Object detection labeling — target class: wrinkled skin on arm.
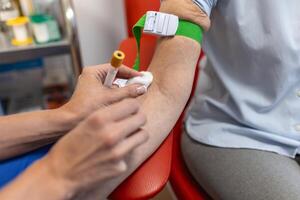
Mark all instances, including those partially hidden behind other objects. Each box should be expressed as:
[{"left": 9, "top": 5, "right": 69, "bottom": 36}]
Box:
[{"left": 160, "top": 0, "right": 211, "bottom": 30}]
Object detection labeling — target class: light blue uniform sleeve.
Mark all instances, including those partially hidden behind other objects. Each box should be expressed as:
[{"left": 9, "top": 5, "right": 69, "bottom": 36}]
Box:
[{"left": 193, "top": 0, "right": 218, "bottom": 16}]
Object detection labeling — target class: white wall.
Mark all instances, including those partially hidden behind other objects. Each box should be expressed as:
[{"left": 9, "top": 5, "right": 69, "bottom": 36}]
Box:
[{"left": 73, "top": 0, "right": 127, "bottom": 66}]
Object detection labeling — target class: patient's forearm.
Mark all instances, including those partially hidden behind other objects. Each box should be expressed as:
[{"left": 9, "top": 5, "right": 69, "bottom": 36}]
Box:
[
  {"left": 136, "top": 35, "right": 201, "bottom": 158},
  {"left": 0, "top": 109, "right": 77, "bottom": 161},
  {"left": 84, "top": 36, "right": 201, "bottom": 198}
]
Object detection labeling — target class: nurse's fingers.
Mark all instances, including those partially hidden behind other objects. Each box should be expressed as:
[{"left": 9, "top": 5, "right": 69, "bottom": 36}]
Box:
[{"left": 117, "top": 65, "right": 142, "bottom": 79}]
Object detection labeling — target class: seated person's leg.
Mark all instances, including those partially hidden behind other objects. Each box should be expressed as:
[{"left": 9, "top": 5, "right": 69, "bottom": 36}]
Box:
[
  {"left": 0, "top": 145, "right": 52, "bottom": 188},
  {"left": 181, "top": 131, "right": 300, "bottom": 200}
]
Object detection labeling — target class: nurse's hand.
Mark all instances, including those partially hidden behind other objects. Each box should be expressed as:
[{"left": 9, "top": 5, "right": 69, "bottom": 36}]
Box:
[
  {"left": 43, "top": 99, "right": 148, "bottom": 195},
  {"left": 61, "top": 64, "right": 146, "bottom": 121}
]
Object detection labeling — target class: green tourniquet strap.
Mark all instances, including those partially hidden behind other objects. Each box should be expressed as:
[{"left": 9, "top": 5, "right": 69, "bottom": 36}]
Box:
[
  {"left": 132, "top": 14, "right": 204, "bottom": 71},
  {"left": 176, "top": 20, "right": 204, "bottom": 44},
  {"left": 132, "top": 15, "right": 147, "bottom": 71}
]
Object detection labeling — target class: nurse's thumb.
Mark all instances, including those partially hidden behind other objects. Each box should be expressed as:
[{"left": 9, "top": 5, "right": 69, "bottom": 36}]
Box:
[{"left": 110, "top": 84, "right": 147, "bottom": 102}]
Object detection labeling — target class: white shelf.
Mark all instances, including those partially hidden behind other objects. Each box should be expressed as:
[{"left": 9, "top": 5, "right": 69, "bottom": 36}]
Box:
[{"left": 0, "top": 38, "right": 71, "bottom": 64}]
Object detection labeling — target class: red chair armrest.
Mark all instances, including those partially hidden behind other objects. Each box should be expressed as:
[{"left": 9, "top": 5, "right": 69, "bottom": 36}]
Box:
[
  {"left": 109, "top": 134, "right": 173, "bottom": 200},
  {"left": 109, "top": 37, "right": 173, "bottom": 200}
]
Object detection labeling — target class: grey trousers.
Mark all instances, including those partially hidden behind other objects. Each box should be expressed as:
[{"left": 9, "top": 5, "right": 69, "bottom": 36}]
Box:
[{"left": 181, "top": 132, "right": 300, "bottom": 200}]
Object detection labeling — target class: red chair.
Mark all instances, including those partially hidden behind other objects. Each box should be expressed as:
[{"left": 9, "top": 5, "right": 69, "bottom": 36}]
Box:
[
  {"left": 109, "top": 1, "right": 172, "bottom": 199},
  {"left": 110, "top": 1, "right": 210, "bottom": 199},
  {"left": 169, "top": 54, "right": 211, "bottom": 200},
  {"left": 109, "top": 34, "right": 174, "bottom": 199},
  {"left": 123, "top": 0, "right": 160, "bottom": 37}
]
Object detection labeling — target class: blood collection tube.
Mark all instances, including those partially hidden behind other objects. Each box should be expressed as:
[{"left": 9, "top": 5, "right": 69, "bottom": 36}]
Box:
[{"left": 104, "top": 50, "right": 125, "bottom": 87}]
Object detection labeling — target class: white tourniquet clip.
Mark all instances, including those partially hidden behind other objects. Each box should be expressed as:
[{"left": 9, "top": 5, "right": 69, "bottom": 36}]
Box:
[
  {"left": 113, "top": 71, "right": 153, "bottom": 90},
  {"left": 143, "top": 11, "right": 179, "bottom": 36}
]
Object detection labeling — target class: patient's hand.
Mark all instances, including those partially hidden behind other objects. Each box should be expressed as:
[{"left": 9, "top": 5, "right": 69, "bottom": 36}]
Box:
[
  {"left": 61, "top": 64, "right": 147, "bottom": 121},
  {"left": 160, "top": 0, "right": 211, "bottom": 30}
]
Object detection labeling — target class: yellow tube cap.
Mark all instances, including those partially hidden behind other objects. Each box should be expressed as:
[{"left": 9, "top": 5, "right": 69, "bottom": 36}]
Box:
[{"left": 111, "top": 50, "right": 125, "bottom": 68}]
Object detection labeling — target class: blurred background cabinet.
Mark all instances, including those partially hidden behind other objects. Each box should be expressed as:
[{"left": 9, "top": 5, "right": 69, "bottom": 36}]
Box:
[
  {"left": 0, "top": 0, "right": 127, "bottom": 115},
  {"left": 0, "top": 0, "right": 82, "bottom": 114}
]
